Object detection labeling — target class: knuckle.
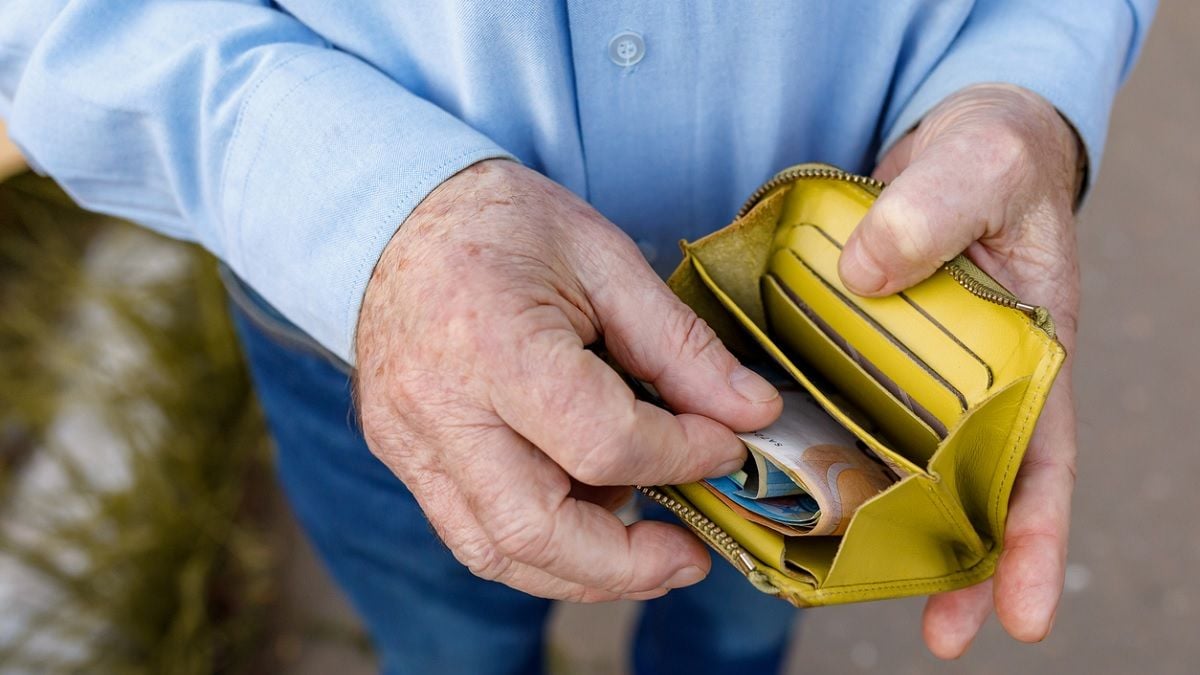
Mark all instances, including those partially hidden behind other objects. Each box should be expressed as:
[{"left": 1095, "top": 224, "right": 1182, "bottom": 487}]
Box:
[
  {"left": 1024, "top": 453, "right": 1078, "bottom": 488},
  {"left": 979, "top": 124, "right": 1035, "bottom": 184},
  {"left": 670, "top": 311, "right": 722, "bottom": 365},
  {"left": 489, "top": 509, "right": 558, "bottom": 565},
  {"left": 434, "top": 513, "right": 516, "bottom": 582},
  {"left": 1001, "top": 530, "right": 1062, "bottom": 564},
  {"left": 567, "top": 451, "right": 612, "bottom": 486},
  {"left": 872, "top": 195, "right": 933, "bottom": 264},
  {"left": 458, "top": 539, "right": 513, "bottom": 581},
  {"left": 564, "top": 419, "right": 634, "bottom": 485}
]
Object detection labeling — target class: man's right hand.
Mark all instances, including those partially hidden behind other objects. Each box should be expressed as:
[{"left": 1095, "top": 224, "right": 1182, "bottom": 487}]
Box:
[{"left": 355, "top": 159, "right": 783, "bottom": 601}]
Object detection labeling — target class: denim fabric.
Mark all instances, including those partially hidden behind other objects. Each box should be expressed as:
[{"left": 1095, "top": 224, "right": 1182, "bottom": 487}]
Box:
[{"left": 227, "top": 286, "right": 799, "bottom": 674}]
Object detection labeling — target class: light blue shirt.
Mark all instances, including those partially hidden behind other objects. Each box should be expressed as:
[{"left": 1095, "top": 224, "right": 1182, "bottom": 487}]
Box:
[{"left": 0, "top": 1, "right": 1154, "bottom": 364}]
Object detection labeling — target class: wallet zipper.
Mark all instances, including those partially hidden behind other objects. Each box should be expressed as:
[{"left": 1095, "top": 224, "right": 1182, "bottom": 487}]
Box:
[
  {"left": 737, "top": 165, "right": 884, "bottom": 220},
  {"left": 943, "top": 257, "right": 1056, "bottom": 338},
  {"left": 738, "top": 164, "right": 1056, "bottom": 339},
  {"left": 637, "top": 486, "right": 780, "bottom": 594}
]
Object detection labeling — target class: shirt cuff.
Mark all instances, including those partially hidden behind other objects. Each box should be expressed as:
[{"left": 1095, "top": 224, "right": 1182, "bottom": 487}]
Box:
[
  {"left": 220, "top": 49, "right": 513, "bottom": 365},
  {"left": 878, "top": 1, "right": 1139, "bottom": 196}
]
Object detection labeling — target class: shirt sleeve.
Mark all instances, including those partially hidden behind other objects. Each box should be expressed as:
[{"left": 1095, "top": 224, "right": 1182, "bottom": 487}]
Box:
[
  {"left": 0, "top": 0, "right": 513, "bottom": 364},
  {"left": 879, "top": 0, "right": 1158, "bottom": 193}
]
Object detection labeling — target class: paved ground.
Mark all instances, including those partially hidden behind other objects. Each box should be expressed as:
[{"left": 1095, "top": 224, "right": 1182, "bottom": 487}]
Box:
[{"left": 274, "top": 4, "right": 1200, "bottom": 673}]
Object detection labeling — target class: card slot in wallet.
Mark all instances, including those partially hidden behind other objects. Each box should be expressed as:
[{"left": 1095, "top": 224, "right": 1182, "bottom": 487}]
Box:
[
  {"left": 768, "top": 247, "right": 967, "bottom": 433},
  {"left": 687, "top": 254, "right": 925, "bottom": 477},
  {"left": 781, "top": 223, "right": 994, "bottom": 405},
  {"left": 762, "top": 273, "right": 942, "bottom": 463}
]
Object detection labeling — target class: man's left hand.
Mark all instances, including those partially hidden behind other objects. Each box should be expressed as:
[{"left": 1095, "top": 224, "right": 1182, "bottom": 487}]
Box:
[{"left": 838, "top": 83, "right": 1083, "bottom": 658}]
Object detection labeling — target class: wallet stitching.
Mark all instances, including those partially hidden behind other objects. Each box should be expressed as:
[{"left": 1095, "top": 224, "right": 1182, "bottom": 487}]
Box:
[
  {"left": 813, "top": 337, "right": 1059, "bottom": 596},
  {"left": 675, "top": 181, "right": 1065, "bottom": 602},
  {"left": 802, "top": 557, "right": 996, "bottom": 597},
  {"left": 811, "top": 337, "right": 1060, "bottom": 597},
  {"left": 990, "top": 330, "right": 1058, "bottom": 532}
]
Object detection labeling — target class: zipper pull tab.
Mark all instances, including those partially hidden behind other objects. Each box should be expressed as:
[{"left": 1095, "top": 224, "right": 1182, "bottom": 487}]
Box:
[{"left": 1031, "top": 305, "right": 1056, "bottom": 338}]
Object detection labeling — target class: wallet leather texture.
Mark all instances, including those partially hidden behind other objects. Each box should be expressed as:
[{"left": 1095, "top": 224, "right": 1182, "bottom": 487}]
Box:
[{"left": 644, "top": 163, "right": 1065, "bottom": 607}]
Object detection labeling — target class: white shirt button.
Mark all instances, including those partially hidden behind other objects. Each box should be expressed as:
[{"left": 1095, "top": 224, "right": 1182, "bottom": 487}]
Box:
[
  {"left": 609, "top": 31, "right": 645, "bottom": 67},
  {"left": 636, "top": 239, "right": 659, "bottom": 263}
]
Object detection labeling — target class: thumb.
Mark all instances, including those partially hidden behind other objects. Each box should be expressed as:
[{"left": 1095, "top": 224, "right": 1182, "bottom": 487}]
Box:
[
  {"left": 838, "top": 139, "right": 993, "bottom": 297},
  {"left": 592, "top": 261, "right": 783, "bottom": 433}
]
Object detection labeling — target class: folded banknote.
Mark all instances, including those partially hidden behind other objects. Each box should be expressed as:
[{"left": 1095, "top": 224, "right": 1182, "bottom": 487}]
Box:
[{"left": 703, "top": 389, "right": 894, "bottom": 536}]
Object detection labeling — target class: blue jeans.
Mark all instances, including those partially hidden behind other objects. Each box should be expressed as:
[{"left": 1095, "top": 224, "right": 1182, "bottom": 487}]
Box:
[{"left": 224, "top": 272, "right": 798, "bottom": 674}]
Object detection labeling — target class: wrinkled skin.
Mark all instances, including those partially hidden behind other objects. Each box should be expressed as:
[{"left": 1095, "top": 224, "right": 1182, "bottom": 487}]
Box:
[
  {"left": 839, "top": 83, "right": 1082, "bottom": 658},
  {"left": 356, "top": 82, "right": 1081, "bottom": 656},
  {"left": 356, "top": 158, "right": 784, "bottom": 603}
]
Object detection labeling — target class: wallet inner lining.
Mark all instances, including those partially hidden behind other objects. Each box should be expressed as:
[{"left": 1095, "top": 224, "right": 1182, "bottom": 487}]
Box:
[
  {"left": 804, "top": 223, "right": 994, "bottom": 389},
  {"left": 667, "top": 177, "right": 1063, "bottom": 598},
  {"left": 770, "top": 275, "right": 947, "bottom": 434},
  {"left": 762, "top": 273, "right": 942, "bottom": 464},
  {"left": 783, "top": 224, "right": 993, "bottom": 411},
  {"left": 688, "top": 255, "right": 926, "bottom": 477}
]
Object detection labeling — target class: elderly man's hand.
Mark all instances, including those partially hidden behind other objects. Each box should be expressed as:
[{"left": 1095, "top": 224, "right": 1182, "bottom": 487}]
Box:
[
  {"left": 839, "top": 84, "right": 1083, "bottom": 657},
  {"left": 356, "top": 159, "right": 783, "bottom": 601}
]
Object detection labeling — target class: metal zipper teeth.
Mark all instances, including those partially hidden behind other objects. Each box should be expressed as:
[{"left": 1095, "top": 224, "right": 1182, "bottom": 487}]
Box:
[
  {"left": 737, "top": 166, "right": 885, "bottom": 219},
  {"left": 738, "top": 164, "right": 1057, "bottom": 339},
  {"left": 943, "top": 263, "right": 1032, "bottom": 312},
  {"left": 638, "top": 487, "right": 782, "bottom": 595},
  {"left": 943, "top": 263, "right": 1056, "bottom": 338},
  {"left": 637, "top": 486, "right": 759, "bottom": 574}
]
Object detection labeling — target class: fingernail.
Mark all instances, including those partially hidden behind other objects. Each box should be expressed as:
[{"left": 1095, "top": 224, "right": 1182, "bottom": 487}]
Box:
[
  {"left": 839, "top": 240, "right": 887, "bottom": 295},
  {"left": 730, "top": 365, "right": 779, "bottom": 403},
  {"left": 664, "top": 565, "right": 705, "bottom": 589}
]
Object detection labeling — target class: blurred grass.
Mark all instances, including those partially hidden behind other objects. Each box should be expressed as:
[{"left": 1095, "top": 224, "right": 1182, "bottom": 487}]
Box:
[{"left": 0, "top": 173, "right": 281, "bottom": 673}]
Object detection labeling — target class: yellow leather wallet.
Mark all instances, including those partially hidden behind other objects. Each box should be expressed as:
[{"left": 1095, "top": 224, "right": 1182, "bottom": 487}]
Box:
[{"left": 642, "top": 163, "right": 1065, "bottom": 607}]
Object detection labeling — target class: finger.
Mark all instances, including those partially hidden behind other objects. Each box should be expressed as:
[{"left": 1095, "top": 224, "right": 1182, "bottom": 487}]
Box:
[
  {"left": 405, "top": 465, "right": 649, "bottom": 602},
  {"left": 490, "top": 309, "right": 748, "bottom": 486},
  {"left": 922, "top": 580, "right": 994, "bottom": 659},
  {"left": 576, "top": 234, "right": 783, "bottom": 431},
  {"left": 993, "top": 373, "right": 1076, "bottom": 642},
  {"left": 453, "top": 423, "right": 713, "bottom": 595},
  {"left": 839, "top": 136, "right": 1002, "bottom": 297}
]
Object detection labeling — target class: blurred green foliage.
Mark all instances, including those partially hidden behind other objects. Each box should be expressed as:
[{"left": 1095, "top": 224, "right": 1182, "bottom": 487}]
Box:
[{"left": 0, "top": 174, "right": 280, "bottom": 673}]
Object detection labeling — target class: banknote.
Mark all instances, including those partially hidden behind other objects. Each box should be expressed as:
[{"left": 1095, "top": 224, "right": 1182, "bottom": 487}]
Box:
[
  {"left": 611, "top": 357, "right": 892, "bottom": 535},
  {"left": 706, "top": 389, "right": 894, "bottom": 536},
  {"left": 729, "top": 452, "right": 807, "bottom": 498},
  {"left": 700, "top": 476, "right": 820, "bottom": 536}
]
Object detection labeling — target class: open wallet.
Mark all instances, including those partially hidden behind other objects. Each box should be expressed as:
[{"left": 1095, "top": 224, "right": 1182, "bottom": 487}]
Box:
[{"left": 639, "top": 163, "right": 1066, "bottom": 607}]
